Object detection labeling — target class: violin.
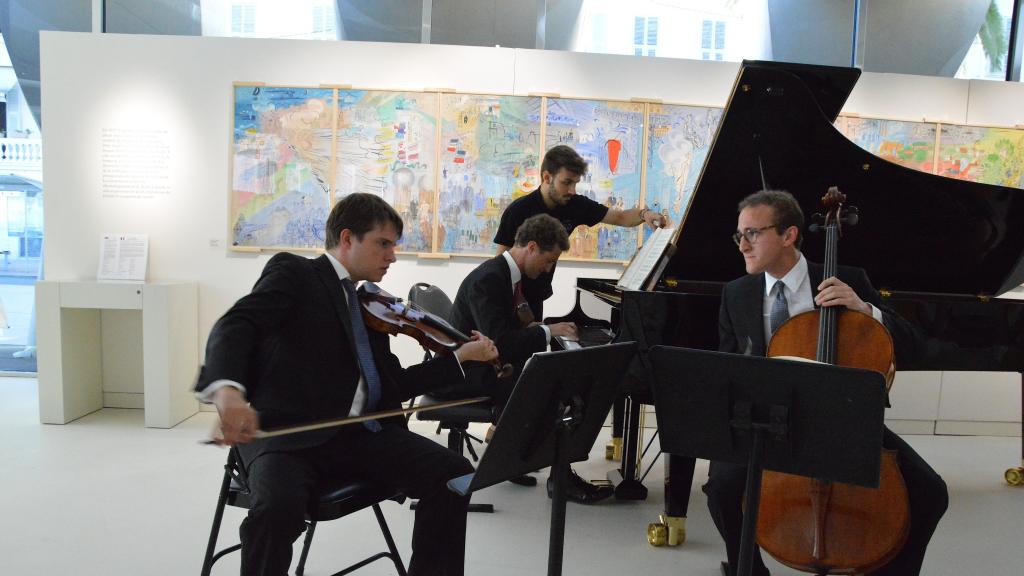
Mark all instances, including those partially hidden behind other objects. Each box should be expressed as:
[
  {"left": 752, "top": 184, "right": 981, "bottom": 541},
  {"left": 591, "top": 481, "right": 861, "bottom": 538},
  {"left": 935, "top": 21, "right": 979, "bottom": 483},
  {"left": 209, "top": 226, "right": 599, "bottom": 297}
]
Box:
[
  {"left": 757, "top": 187, "right": 910, "bottom": 575},
  {"left": 358, "top": 282, "right": 514, "bottom": 379}
]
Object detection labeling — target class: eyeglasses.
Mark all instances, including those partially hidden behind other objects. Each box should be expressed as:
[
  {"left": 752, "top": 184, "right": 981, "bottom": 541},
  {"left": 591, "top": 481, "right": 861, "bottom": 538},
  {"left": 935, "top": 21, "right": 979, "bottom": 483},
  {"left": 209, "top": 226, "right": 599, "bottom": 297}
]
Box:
[{"left": 732, "top": 225, "right": 778, "bottom": 246}]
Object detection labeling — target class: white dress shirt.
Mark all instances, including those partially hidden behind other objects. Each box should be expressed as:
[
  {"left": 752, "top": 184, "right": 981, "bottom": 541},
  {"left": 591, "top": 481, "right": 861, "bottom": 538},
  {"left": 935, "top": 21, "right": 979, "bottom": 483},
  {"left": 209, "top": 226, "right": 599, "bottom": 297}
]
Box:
[
  {"left": 762, "top": 253, "right": 883, "bottom": 346},
  {"left": 502, "top": 251, "right": 551, "bottom": 344}
]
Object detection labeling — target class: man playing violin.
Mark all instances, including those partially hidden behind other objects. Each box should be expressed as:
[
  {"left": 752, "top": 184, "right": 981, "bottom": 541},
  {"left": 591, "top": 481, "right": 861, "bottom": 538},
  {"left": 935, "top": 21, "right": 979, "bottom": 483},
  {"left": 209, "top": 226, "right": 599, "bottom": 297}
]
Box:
[
  {"left": 709, "top": 189, "right": 948, "bottom": 576},
  {"left": 195, "top": 192, "right": 498, "bottom": 576}
]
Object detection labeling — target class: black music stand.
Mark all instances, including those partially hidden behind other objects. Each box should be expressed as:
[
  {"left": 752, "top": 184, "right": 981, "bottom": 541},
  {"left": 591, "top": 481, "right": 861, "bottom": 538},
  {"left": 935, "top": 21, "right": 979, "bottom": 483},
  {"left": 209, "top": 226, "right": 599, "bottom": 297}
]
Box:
[
  {"left": 648, "top": 346, "right": 887, "bottom": 576},
  {"left": 448, "top": 342, "right": 636, "bottom": 576}
]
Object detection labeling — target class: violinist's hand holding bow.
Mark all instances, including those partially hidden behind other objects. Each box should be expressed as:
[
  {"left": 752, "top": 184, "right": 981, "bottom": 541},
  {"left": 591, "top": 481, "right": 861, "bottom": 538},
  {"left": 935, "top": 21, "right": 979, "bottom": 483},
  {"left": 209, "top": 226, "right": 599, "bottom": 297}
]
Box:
[
  {"left": 815, "top": 277, "right": 872, "bottom": 315},
  {"left": 454, "top": 330, "right": 499, "bottom": 364},
  {"left": 211, "top": 386, "right": 260, "bottom": 446}
]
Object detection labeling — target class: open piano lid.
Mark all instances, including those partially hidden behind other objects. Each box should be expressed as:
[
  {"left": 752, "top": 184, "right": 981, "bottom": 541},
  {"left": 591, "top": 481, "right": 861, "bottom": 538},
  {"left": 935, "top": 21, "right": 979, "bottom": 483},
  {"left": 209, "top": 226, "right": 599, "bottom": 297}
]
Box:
[{"left": 663, "top": 60, "right": 1024, "bottom": 298}]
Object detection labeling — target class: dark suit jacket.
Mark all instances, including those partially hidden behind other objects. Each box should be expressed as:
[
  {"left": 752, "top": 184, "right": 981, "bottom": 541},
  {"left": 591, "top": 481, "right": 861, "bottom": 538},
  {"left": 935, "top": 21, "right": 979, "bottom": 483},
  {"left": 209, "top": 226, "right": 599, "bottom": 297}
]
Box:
[
  {"left": 195, "top": 252, "right": 464, "bottom": 461},
  {"left": 448, "top": 255, "right": 548, "bottom": 384},
  {"left": 719, "top": 261, "right": 912, "bottom": 363}
]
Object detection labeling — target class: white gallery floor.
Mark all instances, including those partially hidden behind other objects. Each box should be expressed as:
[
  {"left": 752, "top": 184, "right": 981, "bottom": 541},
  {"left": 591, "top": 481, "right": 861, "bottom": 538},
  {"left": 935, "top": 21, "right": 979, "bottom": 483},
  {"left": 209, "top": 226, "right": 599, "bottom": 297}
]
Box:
[{"left": 1, "top": 376, "right": 1022, "bottom": 576}]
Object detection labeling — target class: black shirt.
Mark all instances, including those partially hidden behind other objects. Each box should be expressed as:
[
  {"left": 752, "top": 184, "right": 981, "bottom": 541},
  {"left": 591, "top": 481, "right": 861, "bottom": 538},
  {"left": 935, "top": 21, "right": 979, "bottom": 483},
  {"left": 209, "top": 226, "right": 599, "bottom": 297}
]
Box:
[{"left": 493, "top": 188, "right": 609, "bottom": 317}]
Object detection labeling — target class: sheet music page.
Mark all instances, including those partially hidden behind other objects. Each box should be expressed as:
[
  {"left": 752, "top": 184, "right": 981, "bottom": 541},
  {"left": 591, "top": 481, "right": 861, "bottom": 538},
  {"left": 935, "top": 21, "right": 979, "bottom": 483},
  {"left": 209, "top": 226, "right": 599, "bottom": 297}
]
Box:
[
  {"left": 617, "top": 227, "right": 675, "bottom": 291},
  {"left": 97, "top": 233, "right": 148, "bottom": 282}
]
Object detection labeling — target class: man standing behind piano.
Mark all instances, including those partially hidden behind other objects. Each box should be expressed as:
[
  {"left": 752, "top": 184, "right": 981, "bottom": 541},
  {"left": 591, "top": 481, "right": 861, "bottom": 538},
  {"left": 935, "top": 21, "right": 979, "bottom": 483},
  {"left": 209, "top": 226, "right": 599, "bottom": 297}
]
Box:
[
  {"left": 448, "top": 214, "right": 612, "bottom": 503},
  {"left": 709, "top": 189, "right": 948, "bottom": 576},
  {"left": 493, "top": 145, "right": 670, "bottom": 319}
]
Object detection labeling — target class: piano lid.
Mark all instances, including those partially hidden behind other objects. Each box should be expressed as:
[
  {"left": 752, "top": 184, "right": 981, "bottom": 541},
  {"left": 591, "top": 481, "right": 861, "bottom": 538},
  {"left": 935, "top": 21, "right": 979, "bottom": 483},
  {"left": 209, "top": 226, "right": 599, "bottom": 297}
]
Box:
[{"left": 665, "top": 60, "right": 1024, "bottom": 297}]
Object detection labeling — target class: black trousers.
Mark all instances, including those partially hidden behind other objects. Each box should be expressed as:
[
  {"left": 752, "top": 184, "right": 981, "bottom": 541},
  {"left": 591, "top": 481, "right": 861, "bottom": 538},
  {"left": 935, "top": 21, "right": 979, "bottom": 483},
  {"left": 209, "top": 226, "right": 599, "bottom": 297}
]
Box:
[
  {"left": 703, "top": 427, "right": 948, "bottom": 576},
  {"left": 239, "top": 425, "right": 473, "bottom": 576}
]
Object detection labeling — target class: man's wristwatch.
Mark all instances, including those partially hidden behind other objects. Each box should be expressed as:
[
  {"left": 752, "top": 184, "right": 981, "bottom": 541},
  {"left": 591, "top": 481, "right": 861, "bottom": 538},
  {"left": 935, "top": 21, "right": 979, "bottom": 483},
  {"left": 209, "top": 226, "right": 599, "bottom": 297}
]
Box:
[{"left": 638, "top": 207, "right": 649, "bottom": 223}]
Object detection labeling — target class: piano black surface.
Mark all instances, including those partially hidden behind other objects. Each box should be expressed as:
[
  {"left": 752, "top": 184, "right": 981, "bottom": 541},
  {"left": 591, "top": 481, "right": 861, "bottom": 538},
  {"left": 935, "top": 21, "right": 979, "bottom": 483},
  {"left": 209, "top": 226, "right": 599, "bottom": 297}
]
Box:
[{"left": 548, "top": 60, "right": 1024, "bottom": 520}]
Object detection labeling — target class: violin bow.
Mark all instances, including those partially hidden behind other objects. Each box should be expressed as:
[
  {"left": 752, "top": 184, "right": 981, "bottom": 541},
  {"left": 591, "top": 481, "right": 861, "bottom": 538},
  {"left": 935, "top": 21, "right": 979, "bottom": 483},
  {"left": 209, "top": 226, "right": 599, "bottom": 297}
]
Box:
[{"left": 202, "top": 396, "right": 489, "bottom": 445}]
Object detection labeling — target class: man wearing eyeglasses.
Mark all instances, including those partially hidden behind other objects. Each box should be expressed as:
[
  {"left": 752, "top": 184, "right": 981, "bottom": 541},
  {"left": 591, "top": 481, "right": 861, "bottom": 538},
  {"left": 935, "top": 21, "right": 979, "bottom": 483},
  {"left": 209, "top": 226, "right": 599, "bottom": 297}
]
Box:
[{"left": 707, "top": 190, "right": 947, "bottom": 576}]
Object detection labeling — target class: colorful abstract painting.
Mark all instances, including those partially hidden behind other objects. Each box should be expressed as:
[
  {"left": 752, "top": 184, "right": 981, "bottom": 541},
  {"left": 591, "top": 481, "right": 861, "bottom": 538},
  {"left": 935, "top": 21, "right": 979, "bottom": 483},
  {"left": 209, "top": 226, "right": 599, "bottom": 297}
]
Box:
[
  {"left": 644, "top": 104, "right": 721, "bottom": 241},
  {"left": 835, "top": 116, "right": 938, "bottom": 174},
  {"left": 438, "top": 94, "right": 542, "bottom": 254},
  {"left": 336, "top": 90, "right": 438, "bottom": 252},
  {"left": 545, "top": 98, "right": 645, "bottom": 261},
  {"left": 231, "top": 85, "right": 334, "bottom": 249},
  {"left": 936, "top": 124, "right": 1024, "bottom": 189}
]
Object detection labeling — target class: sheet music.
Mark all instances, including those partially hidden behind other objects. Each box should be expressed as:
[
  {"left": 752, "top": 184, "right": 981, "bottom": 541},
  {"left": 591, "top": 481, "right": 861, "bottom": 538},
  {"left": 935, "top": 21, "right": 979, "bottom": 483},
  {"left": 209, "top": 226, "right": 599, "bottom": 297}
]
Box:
[{"left": 617, "top": 227, "right": 675, "bottom": 291}]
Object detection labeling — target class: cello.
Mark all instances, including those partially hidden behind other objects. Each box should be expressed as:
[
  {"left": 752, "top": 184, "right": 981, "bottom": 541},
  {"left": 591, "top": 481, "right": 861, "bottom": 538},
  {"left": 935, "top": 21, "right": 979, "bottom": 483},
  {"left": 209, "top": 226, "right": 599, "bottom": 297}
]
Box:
[{"left": 756, "top": 187, "right": 910, "bottom": 575}]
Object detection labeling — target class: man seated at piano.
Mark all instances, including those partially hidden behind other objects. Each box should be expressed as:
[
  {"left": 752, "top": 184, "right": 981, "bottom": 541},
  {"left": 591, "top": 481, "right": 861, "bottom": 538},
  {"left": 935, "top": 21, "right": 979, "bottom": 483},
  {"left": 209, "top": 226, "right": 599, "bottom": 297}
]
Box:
[
  {"left": 446, "top": 214, "right": 614, "bottom": 502},
  {"left": 493, "top": 144, "right": 670, "bottom": 319},
  {"left": 708, "top": 189, "right": 948, "bottom": 576}
]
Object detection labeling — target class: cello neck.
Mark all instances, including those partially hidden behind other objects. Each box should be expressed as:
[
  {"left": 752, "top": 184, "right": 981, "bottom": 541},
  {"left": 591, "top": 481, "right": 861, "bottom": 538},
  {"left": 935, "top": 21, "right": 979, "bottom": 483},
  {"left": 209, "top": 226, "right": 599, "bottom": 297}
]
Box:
[{"left": 816, "top": 216, "right": 841, "bottom": 364}]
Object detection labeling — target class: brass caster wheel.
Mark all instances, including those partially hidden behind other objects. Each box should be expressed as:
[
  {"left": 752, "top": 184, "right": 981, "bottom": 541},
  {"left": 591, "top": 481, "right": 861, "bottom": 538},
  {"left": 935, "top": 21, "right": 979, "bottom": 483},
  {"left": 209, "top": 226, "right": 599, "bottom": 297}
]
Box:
[
  {"left": 647, "top": 522, "right": 668, "bottom": 546},
  {"left": 647, "top": 515, "right": 686, "bottom": 547},
  {"left": 1006, "top": 466, "right": 1024, "bottom": 486},
  {"left": 661, "top": 514, "right": 686, "bottom": 546},
  {"left": 605, "top": 437, "right": 623, "bottom": 461}
]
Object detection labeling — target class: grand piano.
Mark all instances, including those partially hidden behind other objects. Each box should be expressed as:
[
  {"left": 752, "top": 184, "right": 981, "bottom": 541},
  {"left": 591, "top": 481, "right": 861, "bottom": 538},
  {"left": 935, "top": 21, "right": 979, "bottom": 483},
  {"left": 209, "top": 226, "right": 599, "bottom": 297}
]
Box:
[{"left": 548, "top": 60, "right": 1024, "bottom": 545}]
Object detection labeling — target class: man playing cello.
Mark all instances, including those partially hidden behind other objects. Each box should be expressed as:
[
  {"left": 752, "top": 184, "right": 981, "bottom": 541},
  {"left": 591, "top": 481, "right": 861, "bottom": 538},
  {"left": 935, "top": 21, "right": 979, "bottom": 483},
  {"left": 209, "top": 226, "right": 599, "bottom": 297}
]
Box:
[{"left": 709, "top": 189, "right": 948, "bottom": 576}]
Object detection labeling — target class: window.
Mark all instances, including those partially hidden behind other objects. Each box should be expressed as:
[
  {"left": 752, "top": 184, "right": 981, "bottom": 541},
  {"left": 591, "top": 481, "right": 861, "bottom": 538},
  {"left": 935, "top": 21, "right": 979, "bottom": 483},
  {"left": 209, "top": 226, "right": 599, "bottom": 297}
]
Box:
[
  {"left": 634, "top": 15, "right": 659, "bottom": 58},
  {"left": 573, "top": 0, "right": 771, "bottom": 63},
  {"left": 311, "top": 3, "right": 336, "bottom": 39},
  {"left": 702, "top": 19, "right": 726, "bottom": 61},
  {"left": 231, "top": 3, "right": 256, "bottom": 35},
  {"left": 955, "top": 0, "right": 1015, "bottom": 80},
  {"left": 202, "top": 1, "right": 340, "bottom": 41}
]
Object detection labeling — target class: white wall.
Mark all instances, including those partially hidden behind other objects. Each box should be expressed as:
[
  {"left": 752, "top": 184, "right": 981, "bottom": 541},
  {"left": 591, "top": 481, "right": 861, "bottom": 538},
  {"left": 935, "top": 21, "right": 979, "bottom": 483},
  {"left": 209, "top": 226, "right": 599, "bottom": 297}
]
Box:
[
  {"left": 39, "top": 32, "right": 738, "bottom": 367},
  {"left": 39, "top": 33, "right": 1024, "bottom": 429}
]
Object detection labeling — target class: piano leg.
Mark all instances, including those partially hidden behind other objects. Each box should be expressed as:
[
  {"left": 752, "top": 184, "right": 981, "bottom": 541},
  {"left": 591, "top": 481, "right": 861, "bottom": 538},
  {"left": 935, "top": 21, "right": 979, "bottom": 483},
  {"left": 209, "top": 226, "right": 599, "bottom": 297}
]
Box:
[
  {"left": 648, "top": 455, "right": 695, "bottom": 546},
  {"left": 607, "top": 395, "right": 649, "bottom": 500},
  {"left": 606, "top": 397, "right": 625, "bottom": 461},
  {"left": 1007, "top": 388, "right": 1024, "bottom": 486}
]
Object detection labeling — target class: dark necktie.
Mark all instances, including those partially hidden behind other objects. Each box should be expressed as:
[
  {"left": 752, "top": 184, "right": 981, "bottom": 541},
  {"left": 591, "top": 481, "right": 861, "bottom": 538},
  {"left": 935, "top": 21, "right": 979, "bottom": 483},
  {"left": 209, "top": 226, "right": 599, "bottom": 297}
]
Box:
[
  {"left": 769, "top": 280, "right": 790, "bottom": 336},
  {"left": 513, "top": 280, "right": 535, "bottom": 327},
  {"left": 341, "top": 278, "right": 382, "bottom": 432}
]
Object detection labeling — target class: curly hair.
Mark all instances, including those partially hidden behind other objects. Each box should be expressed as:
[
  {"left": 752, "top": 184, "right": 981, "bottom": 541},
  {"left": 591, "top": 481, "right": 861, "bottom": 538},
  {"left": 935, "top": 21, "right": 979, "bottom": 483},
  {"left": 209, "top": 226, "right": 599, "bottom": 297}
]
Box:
[{"left": 514, "top": 214, "right": 570, "bottom": 252}]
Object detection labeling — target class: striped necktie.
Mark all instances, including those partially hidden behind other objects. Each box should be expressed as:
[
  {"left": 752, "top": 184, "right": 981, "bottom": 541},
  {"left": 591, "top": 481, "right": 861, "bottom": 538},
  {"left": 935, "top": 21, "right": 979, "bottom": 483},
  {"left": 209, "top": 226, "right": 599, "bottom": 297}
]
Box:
[
  {"left": 341, "top": 278, "right": 382, "bottom": 433},
  {"left": 769, "top": 280, "right": 790, "bottom": 336}
]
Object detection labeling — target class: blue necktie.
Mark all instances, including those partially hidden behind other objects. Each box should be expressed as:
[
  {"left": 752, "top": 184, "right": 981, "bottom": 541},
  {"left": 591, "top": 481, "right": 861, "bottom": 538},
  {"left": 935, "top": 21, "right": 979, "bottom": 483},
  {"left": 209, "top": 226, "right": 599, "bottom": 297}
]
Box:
[
  {"left": 341, "top": 278, "right": 382, "bottom": 433},
  {"left": 769, "top": 280, "right": 790, "bottom": 336}
]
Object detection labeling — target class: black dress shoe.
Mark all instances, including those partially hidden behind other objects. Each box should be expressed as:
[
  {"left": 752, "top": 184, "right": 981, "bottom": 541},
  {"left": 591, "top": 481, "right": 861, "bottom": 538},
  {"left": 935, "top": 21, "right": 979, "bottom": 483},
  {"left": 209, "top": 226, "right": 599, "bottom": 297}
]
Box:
[
  {"left": 507, "top": 474, "right": 537, "bottom": 486},
  {"left": 720, "top": 561, "right": 770, "bottom": 576},
  {"left": 546, "top": 468, "right": 614, "bottom": 504}
]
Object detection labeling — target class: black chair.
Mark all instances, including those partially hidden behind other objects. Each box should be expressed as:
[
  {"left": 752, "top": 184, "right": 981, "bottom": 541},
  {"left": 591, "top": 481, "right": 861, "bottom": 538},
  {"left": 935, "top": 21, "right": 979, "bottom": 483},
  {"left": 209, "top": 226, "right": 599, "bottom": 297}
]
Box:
[
  {"left": 407, "top": 282, "right": 497, "bottom": 513},
  {"left": 200, "top": 447, "right": 408, "bottom": 576}
]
